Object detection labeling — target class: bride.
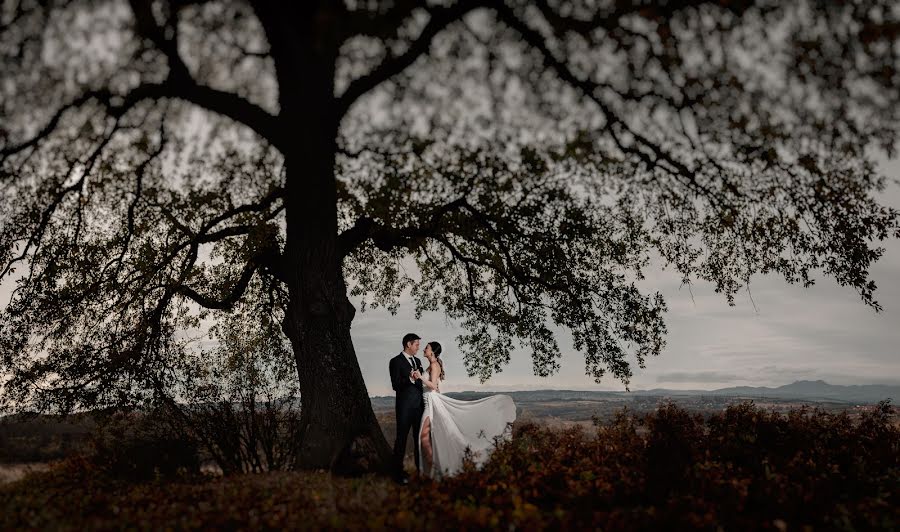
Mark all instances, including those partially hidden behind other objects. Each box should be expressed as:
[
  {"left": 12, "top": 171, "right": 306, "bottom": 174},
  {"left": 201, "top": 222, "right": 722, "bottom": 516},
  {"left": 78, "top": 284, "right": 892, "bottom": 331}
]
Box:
[{"left": 416, "top": 341, "right": 516, "bottom": 478}]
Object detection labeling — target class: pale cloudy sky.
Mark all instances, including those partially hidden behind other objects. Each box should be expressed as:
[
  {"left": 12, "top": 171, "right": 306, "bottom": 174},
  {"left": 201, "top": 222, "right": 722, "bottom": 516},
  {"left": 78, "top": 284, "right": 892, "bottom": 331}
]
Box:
[{"left": 354, "top": 156, "right": 900, "bottom": 396}]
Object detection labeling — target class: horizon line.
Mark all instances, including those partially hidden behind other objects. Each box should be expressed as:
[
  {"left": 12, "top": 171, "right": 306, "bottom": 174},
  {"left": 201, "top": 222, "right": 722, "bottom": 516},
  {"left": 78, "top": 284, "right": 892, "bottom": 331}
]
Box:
[{"left": 367, "top": 379, "right": 900, "bottom": 397}]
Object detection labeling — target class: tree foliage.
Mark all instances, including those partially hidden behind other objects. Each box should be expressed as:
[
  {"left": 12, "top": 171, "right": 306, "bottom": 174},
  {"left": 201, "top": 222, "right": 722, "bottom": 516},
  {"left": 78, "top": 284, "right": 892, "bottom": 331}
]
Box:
[{"left": 0, "top": 0, "right": 898, "bottom": 417}]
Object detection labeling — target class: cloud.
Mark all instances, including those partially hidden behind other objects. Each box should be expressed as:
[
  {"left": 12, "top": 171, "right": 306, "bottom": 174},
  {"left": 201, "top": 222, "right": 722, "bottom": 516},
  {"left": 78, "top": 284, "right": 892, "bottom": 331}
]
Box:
[{"left": 655, "top": 371, "right": 745, "bottom": 384}]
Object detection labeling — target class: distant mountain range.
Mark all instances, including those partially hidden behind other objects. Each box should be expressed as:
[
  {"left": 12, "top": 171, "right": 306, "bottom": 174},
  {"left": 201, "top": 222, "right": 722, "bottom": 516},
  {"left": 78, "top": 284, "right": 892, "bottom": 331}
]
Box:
[
  {"left": 632, "top": 380, "right": 899, "bottom": 404},
  {"left": 372, "top": 380, "right": 900, "bottom": 406}
]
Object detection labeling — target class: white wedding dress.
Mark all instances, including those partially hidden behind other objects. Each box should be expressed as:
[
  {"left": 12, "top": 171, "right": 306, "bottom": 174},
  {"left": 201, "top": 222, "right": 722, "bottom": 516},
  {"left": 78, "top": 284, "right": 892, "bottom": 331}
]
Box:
[{"left": 417, "top": 367, "right": 516, "bottom": 478}]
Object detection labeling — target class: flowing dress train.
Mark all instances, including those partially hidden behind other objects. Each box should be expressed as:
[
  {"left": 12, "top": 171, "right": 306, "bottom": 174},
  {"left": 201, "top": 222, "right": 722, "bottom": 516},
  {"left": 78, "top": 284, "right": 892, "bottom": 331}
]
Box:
[{"left": 418, "top": 372, "right": 516, "bottom": 478}]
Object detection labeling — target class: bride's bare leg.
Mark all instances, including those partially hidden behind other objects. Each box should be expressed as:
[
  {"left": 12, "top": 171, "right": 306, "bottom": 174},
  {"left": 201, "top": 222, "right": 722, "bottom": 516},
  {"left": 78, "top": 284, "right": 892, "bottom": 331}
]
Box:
[{"left": 421, "top": 417, "right": 433, "bottom": 476}]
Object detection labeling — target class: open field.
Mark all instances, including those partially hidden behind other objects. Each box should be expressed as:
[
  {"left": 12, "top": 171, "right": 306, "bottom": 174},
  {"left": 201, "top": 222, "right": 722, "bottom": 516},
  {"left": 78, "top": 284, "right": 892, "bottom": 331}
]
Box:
[{"left": 0, "top": 462, "right": 50, "bottom": 484}]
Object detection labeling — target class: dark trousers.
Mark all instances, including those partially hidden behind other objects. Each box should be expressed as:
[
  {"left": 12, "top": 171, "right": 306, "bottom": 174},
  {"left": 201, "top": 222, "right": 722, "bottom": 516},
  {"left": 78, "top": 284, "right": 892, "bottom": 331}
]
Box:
[{"left": 393, "top": 399, "right": 423, "bottom": 478}]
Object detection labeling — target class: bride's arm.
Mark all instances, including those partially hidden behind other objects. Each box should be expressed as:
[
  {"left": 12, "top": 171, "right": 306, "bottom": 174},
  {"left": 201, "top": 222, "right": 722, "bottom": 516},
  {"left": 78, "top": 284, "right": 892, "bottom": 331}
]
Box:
[{"left": 421, "top": 370, "right": 439, "bottom": 391}]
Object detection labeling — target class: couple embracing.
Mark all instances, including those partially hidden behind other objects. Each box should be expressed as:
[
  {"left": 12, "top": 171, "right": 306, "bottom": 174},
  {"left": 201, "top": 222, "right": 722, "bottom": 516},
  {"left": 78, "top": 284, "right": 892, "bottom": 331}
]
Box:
[{"left": 389, "top": 333, "right": 516, "bottom": 483}]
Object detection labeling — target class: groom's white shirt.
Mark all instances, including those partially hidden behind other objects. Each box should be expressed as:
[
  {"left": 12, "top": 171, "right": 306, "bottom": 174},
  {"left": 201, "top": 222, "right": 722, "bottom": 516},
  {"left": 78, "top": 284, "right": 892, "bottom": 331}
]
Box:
[{"left": 404, "top": 353, "right": 418, "bottom": 383}]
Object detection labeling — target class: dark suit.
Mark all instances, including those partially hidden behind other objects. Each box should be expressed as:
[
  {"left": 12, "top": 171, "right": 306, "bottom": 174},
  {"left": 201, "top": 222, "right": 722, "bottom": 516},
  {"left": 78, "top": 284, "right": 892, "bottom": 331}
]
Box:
[{"left": 390, "top": 352, "right": 424, "bottom": 479}]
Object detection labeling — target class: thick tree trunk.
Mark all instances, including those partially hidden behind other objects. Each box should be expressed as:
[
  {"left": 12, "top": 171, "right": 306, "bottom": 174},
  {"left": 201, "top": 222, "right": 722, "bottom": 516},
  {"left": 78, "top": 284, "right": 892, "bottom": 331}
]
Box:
[
  {"left": 281, "top": 271, "right": 393, "bottom": 475},
  {"left": 272, "top": 24, "right": 393, "bottom": 474},
  {"left": 279, "top": 138, "right": 393, "bottom": 474}
]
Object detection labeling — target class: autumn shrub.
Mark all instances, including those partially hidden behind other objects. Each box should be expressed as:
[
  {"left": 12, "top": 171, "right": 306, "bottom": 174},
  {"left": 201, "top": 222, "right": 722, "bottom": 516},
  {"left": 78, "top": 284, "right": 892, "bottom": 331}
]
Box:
[
  {"left": 172, "top": 396, "right": 302, "bottom": 474},
  {"left": 163, "top": 286, "right": 303, "bottom": 474},
  {"left": 88, "top": 408, "right": 201, "bottom": 482},
  {"left": 2, "top": 400, "right": 897, "bottom": 531},
  {"left": 427, "top": 399, "right": 899, "bottom": 530}
]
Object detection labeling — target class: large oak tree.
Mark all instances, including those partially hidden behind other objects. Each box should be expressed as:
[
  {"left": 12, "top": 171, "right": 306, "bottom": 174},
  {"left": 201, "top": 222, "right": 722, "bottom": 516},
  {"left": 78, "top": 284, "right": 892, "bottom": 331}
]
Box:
[{"left": 1, "top": 0, "right": 898, "bottom": 473}]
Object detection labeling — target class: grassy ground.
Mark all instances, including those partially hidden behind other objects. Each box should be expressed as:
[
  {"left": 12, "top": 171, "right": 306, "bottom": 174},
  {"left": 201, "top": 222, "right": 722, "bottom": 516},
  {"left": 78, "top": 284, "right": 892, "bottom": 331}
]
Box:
[
  {"left": 2, "top": 400, "right": 898, "bottom": 531},
  {"left": 2, "top": 465, "right": 411, "bottom": 530}
]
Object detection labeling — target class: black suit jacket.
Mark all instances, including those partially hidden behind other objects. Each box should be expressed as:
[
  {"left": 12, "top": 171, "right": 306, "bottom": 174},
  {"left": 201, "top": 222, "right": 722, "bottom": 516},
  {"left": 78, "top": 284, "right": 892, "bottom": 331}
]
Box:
[{"left": 390, "top": 353, "right": 424, "bottom": 408}]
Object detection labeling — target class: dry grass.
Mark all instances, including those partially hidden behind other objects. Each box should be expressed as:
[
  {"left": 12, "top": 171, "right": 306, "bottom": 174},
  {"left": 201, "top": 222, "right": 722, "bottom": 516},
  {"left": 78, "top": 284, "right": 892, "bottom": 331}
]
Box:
[{"left": 0, "top": 462, "right": 51, "bottom": 485}]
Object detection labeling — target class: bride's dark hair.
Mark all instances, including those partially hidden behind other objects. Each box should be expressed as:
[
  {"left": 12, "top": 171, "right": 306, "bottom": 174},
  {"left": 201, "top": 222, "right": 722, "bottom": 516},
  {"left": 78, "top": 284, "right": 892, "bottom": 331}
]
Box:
[{"left": 428, "top": 341, "right": 445, "bottom": 380}]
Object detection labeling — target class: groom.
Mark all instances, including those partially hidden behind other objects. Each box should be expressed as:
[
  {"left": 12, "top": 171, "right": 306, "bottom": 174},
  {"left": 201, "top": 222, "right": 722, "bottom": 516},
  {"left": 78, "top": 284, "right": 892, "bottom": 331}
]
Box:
[{"left": 389, "top": 332, "right": 424, "bottom": 483}]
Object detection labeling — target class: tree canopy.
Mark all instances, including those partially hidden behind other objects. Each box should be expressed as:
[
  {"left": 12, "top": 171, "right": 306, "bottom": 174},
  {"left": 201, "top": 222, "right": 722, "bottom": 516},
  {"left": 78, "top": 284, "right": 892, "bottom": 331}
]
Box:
[{"left": 1, "top": 0, "right": 898, "bottom": 471}]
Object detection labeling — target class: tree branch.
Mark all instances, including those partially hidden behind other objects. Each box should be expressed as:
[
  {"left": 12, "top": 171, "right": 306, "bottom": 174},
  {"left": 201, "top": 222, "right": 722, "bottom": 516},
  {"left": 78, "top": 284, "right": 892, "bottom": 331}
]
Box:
[
  {"left": 335, "top": 0, "right": 487, "bottom": 116},
  {"left": 0, "top": 91, "right": 103, "bottom": 159},
  {"left": 1, "top": 119, "right": 122, "bottom": 280},
  {"left": 112, "top": 189, "right": 285, "bottom": 313},
  {"left": 128, "top": 0, "right": 192, "bottom": 81},
  {"left": 175, "top": 259, "right": 259, "bottom": 310},
  {"left": 531, "top": 0, "right": 734, "bottom": 37},
  {"left": 120, "top": 79, "right": 282, "bottom": 150},
  {"left": 340, "top": 0, "right": 422, "bottom": 41},
  {"left": 338, "top": 197, "right": 468, "bottom": 257},
  {"left": 1, "top": 77, "right": 282, "bottom": 165},
  {"left": 492, "top": 3, "right": 729, "bottom": 208}
]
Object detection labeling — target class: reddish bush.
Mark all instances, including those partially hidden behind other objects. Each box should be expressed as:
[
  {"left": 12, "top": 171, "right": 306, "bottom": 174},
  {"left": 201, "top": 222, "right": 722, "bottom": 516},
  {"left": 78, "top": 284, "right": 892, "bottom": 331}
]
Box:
[{"left": 2, "top": 400, "right": 897, "bottom": 531}]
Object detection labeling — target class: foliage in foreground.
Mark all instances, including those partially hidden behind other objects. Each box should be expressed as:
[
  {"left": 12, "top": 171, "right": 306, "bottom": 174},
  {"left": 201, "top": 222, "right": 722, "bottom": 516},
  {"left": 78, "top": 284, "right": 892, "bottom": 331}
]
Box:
[{"left": 1, "top": 400, "right": 897, "bottom": 531}]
